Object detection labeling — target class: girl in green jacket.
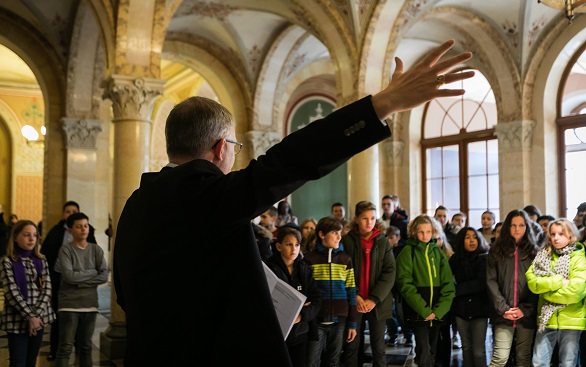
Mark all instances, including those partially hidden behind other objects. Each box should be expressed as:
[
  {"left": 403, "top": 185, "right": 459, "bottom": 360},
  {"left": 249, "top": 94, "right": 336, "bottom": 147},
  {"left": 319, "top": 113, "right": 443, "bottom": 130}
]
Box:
[
  {"left": 396, "top": 214, "right": 455, "bottom": 367},
  {"left": 526, "top": 218, "right": 586, "bottom": 367}
]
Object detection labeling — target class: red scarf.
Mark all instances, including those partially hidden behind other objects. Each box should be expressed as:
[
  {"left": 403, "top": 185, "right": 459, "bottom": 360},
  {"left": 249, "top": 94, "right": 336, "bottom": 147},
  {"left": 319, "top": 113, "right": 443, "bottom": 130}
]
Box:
[{"left": 359, "top": 227, "right": 380, "bottom": 300}]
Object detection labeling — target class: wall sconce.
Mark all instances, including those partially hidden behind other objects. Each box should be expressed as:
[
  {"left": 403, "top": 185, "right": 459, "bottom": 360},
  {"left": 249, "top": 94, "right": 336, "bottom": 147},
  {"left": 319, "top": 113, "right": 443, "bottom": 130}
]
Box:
[
  {"left": 21, "top": 124, "right": 45, "bottom": 146},
  {"left": 538, "top": 0, "right": 586, "bottom": 22}
]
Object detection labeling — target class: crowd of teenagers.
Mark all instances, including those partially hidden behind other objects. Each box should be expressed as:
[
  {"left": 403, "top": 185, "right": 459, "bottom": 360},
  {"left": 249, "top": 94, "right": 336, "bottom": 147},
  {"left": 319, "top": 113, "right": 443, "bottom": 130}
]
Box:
[
  {"left": 0, "top": 201, "right": 108, "bottom": 367},
  {"left": 258, "top": 199, "right": 586, "bottom": 367}
]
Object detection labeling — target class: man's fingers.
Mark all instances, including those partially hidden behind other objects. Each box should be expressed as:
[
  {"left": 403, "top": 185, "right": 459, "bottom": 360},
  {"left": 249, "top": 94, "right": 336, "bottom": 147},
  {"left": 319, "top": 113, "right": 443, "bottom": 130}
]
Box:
[
  {"left": 434, "top": 52, "right": 474, "bottom": 74},
  {"left": 391, "top": 57, "right": 404, "bottom": 80},
  {"left": 442, "top": 70, "right": 475, "bottom": 86},
  {"left": 422, "top": 39, "right": 456, "bottom": 67}
]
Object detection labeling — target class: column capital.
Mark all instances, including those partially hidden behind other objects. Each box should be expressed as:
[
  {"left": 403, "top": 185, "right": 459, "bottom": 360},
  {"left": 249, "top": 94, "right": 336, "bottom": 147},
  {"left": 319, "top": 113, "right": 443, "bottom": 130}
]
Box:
[
  {"left": 244, "top": 130, "right": 281, "bottom": 159},
  {"left": 382, "top": 140, "right": 405, "bottom": 167},
  {"left": 495, "top": 120, "right": 536, "bottom": 152},
  {"left": 102, "top": 75, "right": 165, "bottom": 120},
  {"left": 61, "top": 118, "right": 103, "bottom": 150}
]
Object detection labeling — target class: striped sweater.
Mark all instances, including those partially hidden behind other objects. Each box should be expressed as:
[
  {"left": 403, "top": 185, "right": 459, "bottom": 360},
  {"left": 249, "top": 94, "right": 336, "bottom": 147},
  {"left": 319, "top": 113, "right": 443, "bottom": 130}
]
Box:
[{"left": 303, "top": 241, "right": 359, "bottom": 329}]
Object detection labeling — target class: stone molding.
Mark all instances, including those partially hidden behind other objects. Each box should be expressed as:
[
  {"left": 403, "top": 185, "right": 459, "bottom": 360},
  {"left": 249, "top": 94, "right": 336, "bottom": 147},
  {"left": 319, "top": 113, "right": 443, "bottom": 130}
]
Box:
[
  {"left": 102, "top": 75, "right": 165, "bottom": 120},
  {"left": 244, "top": 130, "right": 281, "bottom": 158},
  {"left": 495, "top": 120, "right": 536, "bottom": 152},
  {"left": 62, "top": 118, "right": 103, "bottom": 149},
  {"left": 383, "top": 140, "right": 405, "bottom": 167}
]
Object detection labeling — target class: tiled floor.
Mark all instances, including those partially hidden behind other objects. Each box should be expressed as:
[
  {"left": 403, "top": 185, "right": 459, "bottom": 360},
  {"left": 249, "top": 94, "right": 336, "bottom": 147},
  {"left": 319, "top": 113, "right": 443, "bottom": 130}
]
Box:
[{"left": 362, "top": 331, "right": 468, "bottom": 367}]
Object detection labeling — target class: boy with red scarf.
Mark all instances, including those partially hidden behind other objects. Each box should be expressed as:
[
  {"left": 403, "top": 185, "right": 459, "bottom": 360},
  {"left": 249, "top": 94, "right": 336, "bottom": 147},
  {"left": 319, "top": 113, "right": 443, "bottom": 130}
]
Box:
[{"left": 341, "top": 201, "right": 396, "bottom": 367}]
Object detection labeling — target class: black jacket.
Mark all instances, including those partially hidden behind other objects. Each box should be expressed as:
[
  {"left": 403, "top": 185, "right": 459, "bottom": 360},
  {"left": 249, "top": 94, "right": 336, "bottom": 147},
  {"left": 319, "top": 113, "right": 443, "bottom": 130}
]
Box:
[
  {"left": 265, "top": 253, "right": 321, "bottom": 345},
  {"left": 113, "top": 96, "right": 392, "bottom": 367},
  {"left": 449, "top": 252, "right": 490, "bottom": 320}
]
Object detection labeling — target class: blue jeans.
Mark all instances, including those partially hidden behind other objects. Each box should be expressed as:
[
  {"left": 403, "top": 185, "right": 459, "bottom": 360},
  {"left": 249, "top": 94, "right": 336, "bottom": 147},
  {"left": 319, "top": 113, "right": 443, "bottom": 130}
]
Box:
[
  {"left": 456, "top": 316, "right": 488, "bottom": 367},
  {"left": 55, "top": 311, "right": 97, "bottom": 367},
  {"left": 532, "top": 329, "right": 581, "bottom": 367},
  {"left": 308, "top": 318, "right": 346, "bottom": 367},
  {"left": 7, "top": 330, "right": 44, "bottom": 367},
  {"left": 489, "top": 324, "right": 535, "bottom": 367}
]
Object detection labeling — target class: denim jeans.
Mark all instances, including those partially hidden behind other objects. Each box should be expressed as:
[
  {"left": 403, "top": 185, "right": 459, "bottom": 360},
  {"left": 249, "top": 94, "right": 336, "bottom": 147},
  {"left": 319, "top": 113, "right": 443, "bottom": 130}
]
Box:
[
  {"left": 308, "top": 318, "right": 346, "bottom": 367},
  {"left": 456, "top": 316, "right": 488, "bottom": 367},
  {"left": 489, "top": 324, "right": 535, "bottom": 367},
  {"left": 532, "top": 329, "right": 581, "bottom": 367},
  {"left": 7, "top": 330, "right": 44, "bottom": 367},
  {"left": 55, "top": 311, "right": 97, "bottom": 367}
]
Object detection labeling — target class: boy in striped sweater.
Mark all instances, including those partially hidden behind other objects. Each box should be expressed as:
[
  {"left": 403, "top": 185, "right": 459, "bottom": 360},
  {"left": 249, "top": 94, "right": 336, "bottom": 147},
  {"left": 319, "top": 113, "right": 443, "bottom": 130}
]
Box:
[{"left": 304, "top": 216, "right": 359, "bottom": 367}]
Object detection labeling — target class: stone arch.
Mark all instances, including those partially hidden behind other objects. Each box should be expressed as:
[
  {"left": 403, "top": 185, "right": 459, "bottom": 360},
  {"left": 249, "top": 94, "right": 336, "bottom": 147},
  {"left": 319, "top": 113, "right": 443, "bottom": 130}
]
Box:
[
  {"left": 524, "top": 15, "right": 586, "bottom": 215},
  {"left": 162, "top": 40, "right": 249, "bottom": 168},
  {"left": 0, "top": 9, "right": 67, "bottom": 227}
]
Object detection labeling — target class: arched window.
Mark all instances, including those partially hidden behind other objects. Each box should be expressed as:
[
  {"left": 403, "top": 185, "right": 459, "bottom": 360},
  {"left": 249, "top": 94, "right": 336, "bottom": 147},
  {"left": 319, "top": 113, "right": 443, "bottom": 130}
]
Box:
[
  {"left": 558, "top": 44, "right": 586, "bottom": 218},
  {"left": 422, "top": 69, "right": 499, "bottom": 227}
]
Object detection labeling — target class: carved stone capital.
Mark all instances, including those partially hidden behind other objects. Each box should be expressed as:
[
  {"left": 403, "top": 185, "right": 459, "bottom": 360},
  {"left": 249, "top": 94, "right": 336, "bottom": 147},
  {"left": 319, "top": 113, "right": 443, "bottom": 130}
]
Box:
[
  {"left": 102, "top": 75, "right": 165, "bottom": 121},
  {"left": 244, "top": 130, "right": 281, "bottom": 158},
  {"left": 495, "top": 120, "right": 536, "bottom": 152},
  {"left": 383, "top": 140, "right": 405, "bottom": 167},
  {"left": 62, "top": 118, "right": 103, "bottom": 150}
]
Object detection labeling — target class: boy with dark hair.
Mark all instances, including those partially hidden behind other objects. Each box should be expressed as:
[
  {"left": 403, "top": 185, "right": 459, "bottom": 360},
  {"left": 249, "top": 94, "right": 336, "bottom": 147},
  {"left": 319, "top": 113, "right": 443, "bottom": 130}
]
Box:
[
  {"left": 304, "top": 216, "right": 358, "bottom": 367},
  {"left": 331, "top": 202, "right": 346, "bottom": 221},
  {"left": 54, "top": 212, "right": 108, "bottom": 367},
  {"left": 40, "top": 201, "right": 97, "bottom": 361}
]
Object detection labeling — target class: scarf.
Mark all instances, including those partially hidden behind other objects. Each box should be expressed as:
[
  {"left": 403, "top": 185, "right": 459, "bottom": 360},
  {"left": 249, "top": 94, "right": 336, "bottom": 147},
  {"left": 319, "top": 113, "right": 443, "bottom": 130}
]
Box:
[
  {"left": 532, "top": 243, "right": 575, "bottom": 332},
  {"left": 12, "top": 248, "right": 43, "bottom": 301}
]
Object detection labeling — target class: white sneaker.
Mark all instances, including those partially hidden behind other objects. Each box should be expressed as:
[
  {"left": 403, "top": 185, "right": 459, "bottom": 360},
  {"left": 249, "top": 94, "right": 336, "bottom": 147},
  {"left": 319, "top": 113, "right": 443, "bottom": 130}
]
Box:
[{"left": 452, "top": 334, "right": 462, "bottom": 349}]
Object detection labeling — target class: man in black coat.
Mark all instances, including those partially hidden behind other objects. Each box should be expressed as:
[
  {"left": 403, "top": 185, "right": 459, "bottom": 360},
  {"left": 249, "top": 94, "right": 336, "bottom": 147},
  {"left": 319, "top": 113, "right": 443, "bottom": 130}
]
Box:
[{"left": 113, "top": 40, "right": 473, "bottom": 367}]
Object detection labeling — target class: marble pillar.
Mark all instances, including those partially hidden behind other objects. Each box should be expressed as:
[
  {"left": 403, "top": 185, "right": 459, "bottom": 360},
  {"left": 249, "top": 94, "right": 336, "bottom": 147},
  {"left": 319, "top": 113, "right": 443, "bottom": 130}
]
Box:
[
  {"left": 61, "top": 118, "right": 107, "bottom": 249},
  {"left": 347, "top": 146, "right": 380, "bottom": 218},
  {"left": 495, "top": 120, "right": 537, "bottom": 215},
  {"left": 100, "top": 75, "right": 164, "bottom": 359}
]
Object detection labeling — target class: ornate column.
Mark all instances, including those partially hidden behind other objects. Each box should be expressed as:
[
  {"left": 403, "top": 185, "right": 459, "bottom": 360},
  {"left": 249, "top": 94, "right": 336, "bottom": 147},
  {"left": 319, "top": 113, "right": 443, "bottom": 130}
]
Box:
[
  {"left": 495, "top": 120, "right": 536, "bottom": 214},
  {"left": 61, "top": 118, "right": 106, "bottom": 247},
  {"left": 347, "top": 145, "right": 380, "bottom": 218},
  {"left": 100, "top": 75, "right": 164, "bottom": 358},
  {"left": 244, "top": 130, "right": 281, "bottom": 158}
]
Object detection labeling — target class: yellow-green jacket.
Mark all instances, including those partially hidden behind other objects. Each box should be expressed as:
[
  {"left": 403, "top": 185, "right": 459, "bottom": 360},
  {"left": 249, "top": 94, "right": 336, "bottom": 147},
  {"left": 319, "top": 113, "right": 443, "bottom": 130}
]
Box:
[{"left": 526, "top": 242, "right": 586, "bottom": 330}]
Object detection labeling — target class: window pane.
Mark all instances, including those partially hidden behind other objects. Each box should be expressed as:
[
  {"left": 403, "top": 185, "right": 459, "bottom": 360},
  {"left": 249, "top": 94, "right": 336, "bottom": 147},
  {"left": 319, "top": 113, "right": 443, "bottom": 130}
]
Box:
[
  {"left": 487, "top": 139, "right": 499, "bottom": 174},
  {"left": 426, "top": 148, "right": 443, "bottom": 178},
  {"left": 468, "top": 176, "right": 488, "bottom": 209},
  {"left": 444, "top": 177, "right": 460, "bottom": 209},
  {"left": 468, "top": 141, "right": 487, "bottom": 175},
  {"left": 427, "top": 177, "right": 443, "bottom": 210},
  {"left": 442, "top": 145, "right": 459, "bottom": 177},
  {"left": 561, "top": 49, "right": 586, "bottom": 118},
  {"left": 565, "top": 150, "right": 586, "bottom": 215},
  {"left": 488, "top": 174, "right": 500, "bottom": 209},
  {"left": 468, "top": 209, "right": 483, "bottom": 231}
]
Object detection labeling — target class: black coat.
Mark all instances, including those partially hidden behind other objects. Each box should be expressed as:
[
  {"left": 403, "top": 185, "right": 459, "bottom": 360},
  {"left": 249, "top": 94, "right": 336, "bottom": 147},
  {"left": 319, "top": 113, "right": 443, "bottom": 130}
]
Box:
[
  {"left": 265, "top": 253, "right": 321, "bottom": 345},
  {"left": 113, "top": 96, "right": 392, "bottom": 367},
  {"left": 449, "top": 252, "right": 490, "bottom": 320}
]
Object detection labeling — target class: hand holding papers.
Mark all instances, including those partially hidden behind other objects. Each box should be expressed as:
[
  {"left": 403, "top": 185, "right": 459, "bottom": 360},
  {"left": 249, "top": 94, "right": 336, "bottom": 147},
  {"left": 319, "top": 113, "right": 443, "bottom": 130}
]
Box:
[{"left": 262, "top": 262, "right": 307, "bottom": 339}]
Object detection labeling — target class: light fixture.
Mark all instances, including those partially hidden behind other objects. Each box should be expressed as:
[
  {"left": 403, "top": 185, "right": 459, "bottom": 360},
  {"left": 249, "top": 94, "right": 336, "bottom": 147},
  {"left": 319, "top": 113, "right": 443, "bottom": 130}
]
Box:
[
  {"left": 21, "top": 124, "right": 45, "bottom": 146},
  {"left": 538, "top": 0, "right": 586, "bottom": 22}
]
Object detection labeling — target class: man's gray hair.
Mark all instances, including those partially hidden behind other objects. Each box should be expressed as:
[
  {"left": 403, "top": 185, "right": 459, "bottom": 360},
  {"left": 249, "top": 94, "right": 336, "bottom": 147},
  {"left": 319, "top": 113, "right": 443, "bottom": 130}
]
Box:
[{"left": 165, "top": 96, "right": 234, "bottom": 159}]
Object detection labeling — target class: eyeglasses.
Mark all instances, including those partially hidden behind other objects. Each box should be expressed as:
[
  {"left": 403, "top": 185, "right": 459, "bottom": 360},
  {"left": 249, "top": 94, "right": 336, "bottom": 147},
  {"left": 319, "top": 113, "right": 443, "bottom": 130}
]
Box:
[{"left": 212, "top": 138, "right": 243, "bottom": 155}]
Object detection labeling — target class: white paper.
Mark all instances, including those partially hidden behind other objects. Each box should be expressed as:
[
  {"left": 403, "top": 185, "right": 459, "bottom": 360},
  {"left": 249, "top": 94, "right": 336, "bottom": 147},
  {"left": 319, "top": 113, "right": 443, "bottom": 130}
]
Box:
[{"left": 262, "top": 262, "right": 307, "bottom": 339}]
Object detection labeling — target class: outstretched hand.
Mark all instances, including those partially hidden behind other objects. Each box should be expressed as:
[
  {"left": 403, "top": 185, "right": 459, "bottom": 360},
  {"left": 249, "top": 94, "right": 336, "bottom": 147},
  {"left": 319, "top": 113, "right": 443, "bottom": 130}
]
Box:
[{"left": 371, "top": 39, "right": 474, "bottom": 119}]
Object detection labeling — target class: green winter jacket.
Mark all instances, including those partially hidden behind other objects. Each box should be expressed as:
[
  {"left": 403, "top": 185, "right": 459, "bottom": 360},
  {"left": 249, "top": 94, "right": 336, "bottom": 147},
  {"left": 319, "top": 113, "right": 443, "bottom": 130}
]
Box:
[
  {"left": 396, "top": 238, "right": 455, "bottom": 325},
  {"left": 526, "top": 242, "right": 586, "bottom": 330}
]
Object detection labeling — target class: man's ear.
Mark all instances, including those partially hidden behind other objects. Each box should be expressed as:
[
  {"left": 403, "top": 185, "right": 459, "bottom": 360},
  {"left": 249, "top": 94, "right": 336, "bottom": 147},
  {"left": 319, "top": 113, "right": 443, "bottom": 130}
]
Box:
[{"left": 211, "top": 138, "right": 226, "bottom": 160}]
